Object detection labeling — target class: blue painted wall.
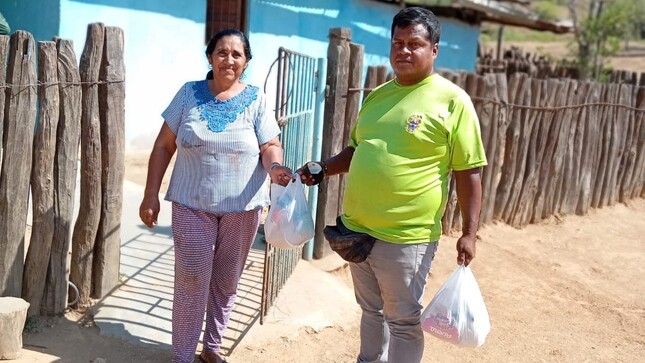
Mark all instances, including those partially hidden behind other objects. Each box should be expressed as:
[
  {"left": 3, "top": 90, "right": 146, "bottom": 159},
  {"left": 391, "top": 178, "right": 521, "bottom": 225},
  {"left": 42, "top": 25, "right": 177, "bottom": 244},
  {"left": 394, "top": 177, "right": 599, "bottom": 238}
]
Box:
[
  {"left": 245, "top": 0, "right": 395, "bottom": 107},
  {"left": 1, "top": 0, "right": 208, "bottom": 149},
  {"left": 58, "top": 0, "right": 208, "bottom": 149},
  {"left": 435, "top": 17, "right": 480, "bottom": 72},
  {"left": 245, "top": 0, "right": 479, "bottom": 112},
  {"left": 1, "top": 0, "right": 60, "bottom": 41},
  {"left": 1, "top": 0, "right": 479, "bottom": 148}
]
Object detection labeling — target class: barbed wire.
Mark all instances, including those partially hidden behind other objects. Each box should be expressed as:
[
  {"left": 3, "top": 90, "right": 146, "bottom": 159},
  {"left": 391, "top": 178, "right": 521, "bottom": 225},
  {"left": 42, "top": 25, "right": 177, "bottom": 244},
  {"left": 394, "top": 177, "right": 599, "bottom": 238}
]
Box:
[
  {"left": 470, "top": 96, "right": 645, "bottom": 113},
  {"left": 0, "top": 79, "right": 125, "bottom": 89}
]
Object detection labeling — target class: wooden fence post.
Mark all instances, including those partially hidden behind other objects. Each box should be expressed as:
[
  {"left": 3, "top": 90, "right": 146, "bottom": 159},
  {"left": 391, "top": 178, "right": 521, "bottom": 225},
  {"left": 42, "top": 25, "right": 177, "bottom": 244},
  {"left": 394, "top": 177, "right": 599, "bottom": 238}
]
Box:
[
  {"left": 481, "top": 73, "right": 508, "bottom": 224},
  {"left": 94, "top": 26, "right": 125, "bottom": 297},
  {"left": 42, "top": 39, "right": 81, "bottom": 315},
  {"left": 22, "top": 41, "right": 59, "bottom": 316},
  {"left": 559, "top": 81, "right": 589, "bottom": 216},
  {"left": 338, "top": 43, "right": 363, "bottom": 214},
  {"left": 603, "top": 84, "right": 629, "bottom": 206},
  {"left": 70, "top": 23, "right": 105, "bottom": 307},
  {"left": 530, "top": 79, "right": 565, "bottom": 222},
  {"left": 475, "top": 73, "right": 492, "bottom": 226},
  {"left": 477, "top": 73, "right": 505, "bottom": 225},
  {"left": 494, "top": 73, "right": 527, "bottom": 222},
  {"left": 314, "top": 27, "right": 350, "bottom": 259},
  {"left": 363, "top": 66, "right": 377, "bottom": 100},
  {"left": 0, "top": 35, "right": 8, "bottom": 167},
  {"left": 598, "top": 84, "right": 621, "bottom": 208},
  {"left": 548, "top": 80, "right": 578, "bottom": 216},
  {"left": 630, "top": 88, "right": 645, "bottom": 199},
  {"left": 591, "top": 84, "right": 612, "bottom": 208},
  {"left": 0, "top": 31, "right": 37, "bottom": 297},
  {"left": 511, "top": 78, "right": 546, "bottom": 227},
  {"left": 505, "top": 77, "right": 538, "bottom": 227},
  {"left": 527, "top": 78, "right": 554, "bottom": 222},
  {"left": 615, "top": 84, "right": 634, "bottom": 204},
  {"left": 376, "top": 65, "right": 388, "bottom": 85},
  {"left": 576, "top": 83, "right": 602, "bottom": 215}
]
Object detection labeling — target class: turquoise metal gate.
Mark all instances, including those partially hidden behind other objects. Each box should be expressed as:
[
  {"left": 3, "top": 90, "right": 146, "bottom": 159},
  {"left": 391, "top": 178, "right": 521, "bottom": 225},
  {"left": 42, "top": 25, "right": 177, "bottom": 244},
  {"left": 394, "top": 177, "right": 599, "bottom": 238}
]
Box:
[{"left": 260, "top": 48, "right": 325, "bottom": 323}]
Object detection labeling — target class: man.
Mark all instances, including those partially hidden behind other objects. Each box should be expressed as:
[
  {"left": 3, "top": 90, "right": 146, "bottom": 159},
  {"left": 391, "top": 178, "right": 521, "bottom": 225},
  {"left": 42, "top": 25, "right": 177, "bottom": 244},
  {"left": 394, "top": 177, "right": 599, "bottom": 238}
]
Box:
[{"left": 299, "top": 7, "right": 487, "bottom": 363}]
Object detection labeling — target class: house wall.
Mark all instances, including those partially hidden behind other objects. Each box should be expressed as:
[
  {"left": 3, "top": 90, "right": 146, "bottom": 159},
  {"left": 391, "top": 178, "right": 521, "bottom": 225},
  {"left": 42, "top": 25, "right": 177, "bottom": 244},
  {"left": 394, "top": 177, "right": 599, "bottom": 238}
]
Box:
[
  {"left": 1, "top": 0, "right": 479, "bottom": 149},
  {"left": 435, "top": 17, "right": 480, "bottom": 72},
  {"left": 245, "top": 0, "right": 480, "bottom": 110},
  {"left": 2, "top": 0, "right": 208, "bottom": 150},
  {"left": 1, "top": 0, "right": 60, "bottom": 41},
  {"left": 245, "top": 0, "right": 396, "bottom": 109},
  {"left": 58, "top": 0, "right": 208, "bottom": 149}
]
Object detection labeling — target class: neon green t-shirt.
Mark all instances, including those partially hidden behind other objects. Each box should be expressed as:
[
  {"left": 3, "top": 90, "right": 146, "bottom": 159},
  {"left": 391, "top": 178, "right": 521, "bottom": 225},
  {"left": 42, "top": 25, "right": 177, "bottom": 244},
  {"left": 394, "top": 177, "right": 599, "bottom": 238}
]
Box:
[{"left": 341, "top": 73, "right": 487, "bottom": 244}]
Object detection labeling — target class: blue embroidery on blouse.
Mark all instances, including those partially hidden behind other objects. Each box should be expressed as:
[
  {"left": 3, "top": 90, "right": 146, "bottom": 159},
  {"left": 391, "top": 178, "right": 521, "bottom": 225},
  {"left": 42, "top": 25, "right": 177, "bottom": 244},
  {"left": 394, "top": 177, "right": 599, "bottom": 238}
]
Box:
[{"left": 193, "top": 81, "right": 258, "bottom": 132}]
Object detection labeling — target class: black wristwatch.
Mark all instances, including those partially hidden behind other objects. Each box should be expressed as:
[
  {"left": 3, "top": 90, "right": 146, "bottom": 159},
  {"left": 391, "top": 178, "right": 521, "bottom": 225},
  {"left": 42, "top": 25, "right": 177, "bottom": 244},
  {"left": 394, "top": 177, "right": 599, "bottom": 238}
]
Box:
[{"left": 305, "top": 161, "right": 327, "bottom": 185}]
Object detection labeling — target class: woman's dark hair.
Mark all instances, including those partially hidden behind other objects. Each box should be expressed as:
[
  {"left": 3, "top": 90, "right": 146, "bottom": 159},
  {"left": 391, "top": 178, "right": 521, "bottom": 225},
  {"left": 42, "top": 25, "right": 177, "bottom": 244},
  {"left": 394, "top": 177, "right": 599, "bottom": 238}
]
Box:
[
  {"left": 391, "top": 7, "right": 441, "bottom": 45},
  {"left": 205, "top": 28, "right": 252, "bottom": 79}
]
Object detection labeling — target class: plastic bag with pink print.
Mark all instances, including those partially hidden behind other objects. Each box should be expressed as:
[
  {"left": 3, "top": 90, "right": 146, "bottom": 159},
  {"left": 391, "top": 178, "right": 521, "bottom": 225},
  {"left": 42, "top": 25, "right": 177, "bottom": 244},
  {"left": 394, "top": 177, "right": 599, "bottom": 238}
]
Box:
[{"left": 421, "top": 264, "right": 491, "bottom": 347}]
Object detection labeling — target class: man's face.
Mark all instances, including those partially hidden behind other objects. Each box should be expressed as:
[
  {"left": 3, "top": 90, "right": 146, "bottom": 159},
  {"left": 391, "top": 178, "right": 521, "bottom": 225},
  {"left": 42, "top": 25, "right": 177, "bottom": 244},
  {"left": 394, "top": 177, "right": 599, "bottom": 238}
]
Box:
[{"left": 389, "top": 23, "right": 438, "bottom": 85}]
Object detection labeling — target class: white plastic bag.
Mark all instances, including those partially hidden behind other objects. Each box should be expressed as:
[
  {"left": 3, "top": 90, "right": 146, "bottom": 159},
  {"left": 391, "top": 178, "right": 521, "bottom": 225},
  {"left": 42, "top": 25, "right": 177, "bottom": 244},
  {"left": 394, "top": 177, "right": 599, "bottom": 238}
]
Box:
[
  {"left": 421, "top": 265, "right": 491, "bottom": 347},
  {"left": 264, "top": 177, "right": 315, "bottom": 249}
]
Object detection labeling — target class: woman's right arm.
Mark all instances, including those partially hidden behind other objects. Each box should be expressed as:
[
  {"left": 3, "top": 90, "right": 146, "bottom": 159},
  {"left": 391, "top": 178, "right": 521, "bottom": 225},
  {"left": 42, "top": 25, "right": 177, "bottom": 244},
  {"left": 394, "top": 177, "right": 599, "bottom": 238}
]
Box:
[{"left": 139, "top": 122, "right": 177, "bottom": 228}]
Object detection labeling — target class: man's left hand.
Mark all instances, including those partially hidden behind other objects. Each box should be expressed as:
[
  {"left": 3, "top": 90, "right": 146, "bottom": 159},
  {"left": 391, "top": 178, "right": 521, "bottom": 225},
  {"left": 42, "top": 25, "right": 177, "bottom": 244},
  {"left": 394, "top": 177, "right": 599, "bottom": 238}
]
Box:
[{"left": 456, "top": 234, "right": 477, "bottom": 266}]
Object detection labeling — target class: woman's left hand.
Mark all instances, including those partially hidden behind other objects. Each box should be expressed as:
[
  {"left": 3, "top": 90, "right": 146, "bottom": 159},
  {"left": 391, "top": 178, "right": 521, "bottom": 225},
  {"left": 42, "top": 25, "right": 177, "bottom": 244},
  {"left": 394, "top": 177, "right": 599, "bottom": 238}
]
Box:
[{"left": 269, "top": 164, "right": 294, "bottom": 186}]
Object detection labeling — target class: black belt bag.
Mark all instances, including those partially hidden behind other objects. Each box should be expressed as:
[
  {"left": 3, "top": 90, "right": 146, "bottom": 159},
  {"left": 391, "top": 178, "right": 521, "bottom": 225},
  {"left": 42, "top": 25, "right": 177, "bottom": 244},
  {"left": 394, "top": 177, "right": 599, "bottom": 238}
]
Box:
[{"left": 323, "top": 216, "right": 375, "bottom": 263}]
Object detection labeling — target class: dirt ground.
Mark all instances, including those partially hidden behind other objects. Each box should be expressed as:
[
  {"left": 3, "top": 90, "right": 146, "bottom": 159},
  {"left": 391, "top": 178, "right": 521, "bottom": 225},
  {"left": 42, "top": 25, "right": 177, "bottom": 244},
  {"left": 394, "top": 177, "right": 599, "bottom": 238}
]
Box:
[
  {"left": 17, "top": 152, "right": 645, "bottom": 363},
  {"left": 228, "top": 200, "right": 645, "bottom": 363},
  {"left": 16, "top": 41, "right": 645, "bottom": 362}
]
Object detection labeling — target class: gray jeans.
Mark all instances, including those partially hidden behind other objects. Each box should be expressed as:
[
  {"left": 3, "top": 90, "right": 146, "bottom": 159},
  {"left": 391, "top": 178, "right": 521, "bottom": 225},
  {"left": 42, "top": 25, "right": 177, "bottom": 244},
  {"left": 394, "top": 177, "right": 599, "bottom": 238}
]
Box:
[{"left": 350, "top": 240, "right": 438, "bottom": 363}]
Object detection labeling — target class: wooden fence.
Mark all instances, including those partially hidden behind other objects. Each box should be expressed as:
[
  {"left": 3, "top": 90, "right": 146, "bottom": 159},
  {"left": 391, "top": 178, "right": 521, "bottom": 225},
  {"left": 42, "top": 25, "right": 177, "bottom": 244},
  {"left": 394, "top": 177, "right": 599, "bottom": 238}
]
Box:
[
  {"left": 314, "top": 28, "right": 645, "bottom": 257},
  {"left": 477, "top": 46, "right": 645, "bottom": 86},
  {"left": 439, "top": 72, "right": 645, "bottom": 232},
  {"left": 0, "top": 24, "right": 125, "bottom": 317}
]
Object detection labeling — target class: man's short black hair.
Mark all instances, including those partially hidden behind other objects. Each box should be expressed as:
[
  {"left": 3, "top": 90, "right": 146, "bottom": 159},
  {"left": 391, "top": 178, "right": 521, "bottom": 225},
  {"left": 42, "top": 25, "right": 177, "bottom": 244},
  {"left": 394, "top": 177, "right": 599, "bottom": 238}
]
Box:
[{"left": 391, "top": 7, "right": 441, "bottom": 45}]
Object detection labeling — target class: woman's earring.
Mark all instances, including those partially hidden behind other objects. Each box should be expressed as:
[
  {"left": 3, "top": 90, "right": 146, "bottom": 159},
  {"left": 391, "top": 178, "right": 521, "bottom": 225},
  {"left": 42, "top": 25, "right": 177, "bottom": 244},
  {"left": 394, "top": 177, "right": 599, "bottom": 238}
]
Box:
[{"left": 208, "top": 63, "right": 212, "bottom": 69}]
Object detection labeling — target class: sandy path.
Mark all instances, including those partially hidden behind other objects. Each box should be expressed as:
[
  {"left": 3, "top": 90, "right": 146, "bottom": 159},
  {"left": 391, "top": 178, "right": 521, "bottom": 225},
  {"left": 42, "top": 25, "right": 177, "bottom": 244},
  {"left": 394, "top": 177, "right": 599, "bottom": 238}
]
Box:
[{"left": 223, "top": 198, "right": 645, "bottom": 362}]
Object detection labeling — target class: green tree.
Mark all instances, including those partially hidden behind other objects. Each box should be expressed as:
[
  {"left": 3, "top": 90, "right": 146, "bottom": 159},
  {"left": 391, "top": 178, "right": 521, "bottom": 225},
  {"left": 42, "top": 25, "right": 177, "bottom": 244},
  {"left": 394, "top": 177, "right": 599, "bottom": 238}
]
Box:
[
  {"left": 568, "top": 0, "right": 641, "bottom": 80},
  {"left": 534, "top": 1, "right": 561, "bottom": 22},
  {"left": 623, "top": 0, "right": 645, "bottom": 41}
]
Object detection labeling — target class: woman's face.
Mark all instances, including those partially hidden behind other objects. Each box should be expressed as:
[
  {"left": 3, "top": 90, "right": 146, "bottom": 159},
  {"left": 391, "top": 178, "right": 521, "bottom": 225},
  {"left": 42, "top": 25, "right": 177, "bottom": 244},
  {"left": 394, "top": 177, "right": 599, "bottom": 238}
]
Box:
[{"left": 208, "top": 35, "right": 248, "bottom": 84}]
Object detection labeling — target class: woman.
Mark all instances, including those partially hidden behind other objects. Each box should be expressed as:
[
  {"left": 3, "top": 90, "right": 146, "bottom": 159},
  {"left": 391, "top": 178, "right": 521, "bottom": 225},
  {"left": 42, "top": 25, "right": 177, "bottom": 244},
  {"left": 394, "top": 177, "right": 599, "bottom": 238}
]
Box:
[{"left": 139, "top": 29, "right": 292, "bottom": 363}]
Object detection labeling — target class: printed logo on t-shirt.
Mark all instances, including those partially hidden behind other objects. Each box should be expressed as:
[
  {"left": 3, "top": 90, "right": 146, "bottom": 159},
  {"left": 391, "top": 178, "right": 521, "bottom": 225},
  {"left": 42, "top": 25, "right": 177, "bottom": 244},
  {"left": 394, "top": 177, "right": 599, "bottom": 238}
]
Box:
[{"left": 405, "top": 114, "right": 422, "bottom": 133}]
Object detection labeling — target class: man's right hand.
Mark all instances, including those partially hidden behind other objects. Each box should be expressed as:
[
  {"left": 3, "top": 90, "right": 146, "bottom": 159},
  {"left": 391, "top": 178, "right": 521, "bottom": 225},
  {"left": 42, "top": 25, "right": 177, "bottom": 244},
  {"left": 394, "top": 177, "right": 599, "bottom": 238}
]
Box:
[
  {"left": 297, "top": 161, "right": 326, "bottom": 186},
  {"left": 297, "top": 147, "right": 354, "bottom": 186}
]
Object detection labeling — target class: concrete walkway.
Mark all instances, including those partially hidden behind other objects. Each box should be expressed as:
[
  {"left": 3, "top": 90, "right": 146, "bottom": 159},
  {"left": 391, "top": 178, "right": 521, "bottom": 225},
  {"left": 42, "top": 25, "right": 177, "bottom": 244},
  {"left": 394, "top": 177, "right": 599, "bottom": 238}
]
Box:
[{"left": 91, "top": 180, "right": 355, "bottom": 356}]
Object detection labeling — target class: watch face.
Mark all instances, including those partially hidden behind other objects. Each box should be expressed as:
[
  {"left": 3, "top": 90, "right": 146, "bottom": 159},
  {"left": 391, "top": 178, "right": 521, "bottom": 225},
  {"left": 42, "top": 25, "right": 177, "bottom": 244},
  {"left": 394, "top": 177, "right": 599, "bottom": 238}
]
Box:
[{"left": 307, "top": 162, "right": 322, "bottom": 174}]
